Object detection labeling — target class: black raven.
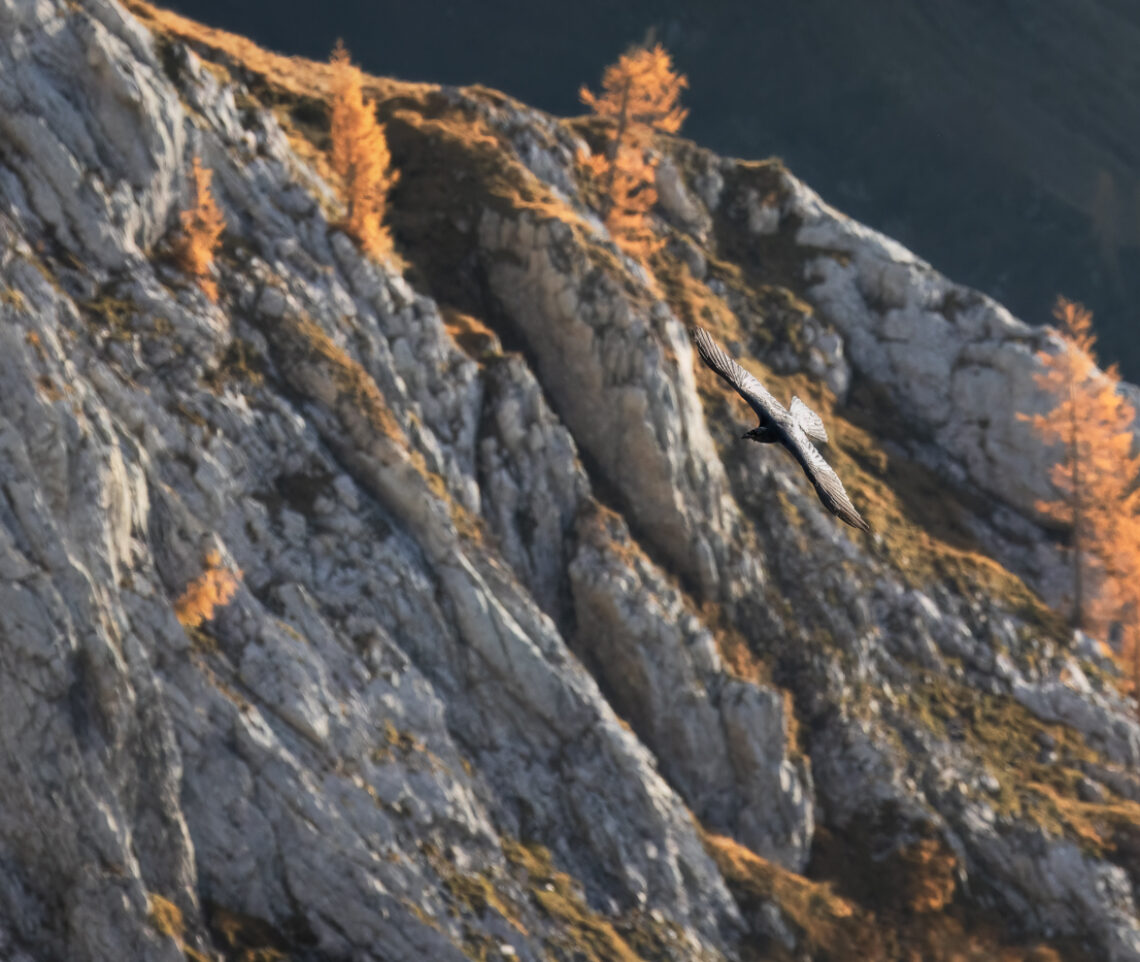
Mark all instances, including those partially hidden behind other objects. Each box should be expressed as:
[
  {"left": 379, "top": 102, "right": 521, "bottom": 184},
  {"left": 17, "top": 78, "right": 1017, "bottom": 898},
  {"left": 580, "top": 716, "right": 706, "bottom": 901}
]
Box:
[{"left": 691, "top": 327, "right": 870, "bottom": 532}]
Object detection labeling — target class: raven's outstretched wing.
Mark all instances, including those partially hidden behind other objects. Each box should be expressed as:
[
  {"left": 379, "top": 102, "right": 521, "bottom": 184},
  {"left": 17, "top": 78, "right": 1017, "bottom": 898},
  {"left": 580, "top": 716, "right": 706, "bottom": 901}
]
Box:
[
  {"left": 691, "top": 326, "right": 870, "bottom": 532},
  {"left": 783, "top": 426, "right": 871, "bottom": 532},
  {"left": 789, "top": 396, "right": 828, "bottom": 443},
  {"left": 690, "top": 327, "right": 785, "bottom": 423}
]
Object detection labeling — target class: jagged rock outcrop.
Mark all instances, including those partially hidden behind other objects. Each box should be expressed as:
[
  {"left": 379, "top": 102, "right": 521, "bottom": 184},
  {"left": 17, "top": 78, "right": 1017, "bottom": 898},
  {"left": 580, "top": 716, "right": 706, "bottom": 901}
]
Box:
[{"left": 0, "top": 1, "right": 1138, "bottom": 961}]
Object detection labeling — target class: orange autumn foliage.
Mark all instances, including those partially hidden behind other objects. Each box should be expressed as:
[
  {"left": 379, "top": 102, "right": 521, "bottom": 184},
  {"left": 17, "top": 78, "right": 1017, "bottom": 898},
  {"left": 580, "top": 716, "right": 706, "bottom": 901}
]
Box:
[
  {"left": 175, "top": 157, "right": 225, "bottom": 301},
  {"left": 579, "top": 44, "right": 687, "bottom": 260},
  {"left": 1107, "top": 496, "right": 1140, "bottom": 708},
  {"left": 175, "top": 550, "right": 242, "bottom": 629},
  {"left": 329, "top": 40, "right": 398, "bottom": 260},
  {"left": 1021, "top": 296, "right": 1140, "bottom": 705}
]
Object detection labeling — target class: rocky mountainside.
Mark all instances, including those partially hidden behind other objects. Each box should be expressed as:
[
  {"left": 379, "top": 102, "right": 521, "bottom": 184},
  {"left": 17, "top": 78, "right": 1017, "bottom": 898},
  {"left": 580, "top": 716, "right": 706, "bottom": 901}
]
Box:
[{"left": 0, "top": 2, "right": 1138, "bottom": 961}]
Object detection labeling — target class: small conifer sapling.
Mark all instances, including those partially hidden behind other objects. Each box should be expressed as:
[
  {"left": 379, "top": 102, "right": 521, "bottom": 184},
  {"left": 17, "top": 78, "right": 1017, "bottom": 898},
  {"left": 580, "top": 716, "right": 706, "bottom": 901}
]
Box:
[{"left": 175, "top": 156, "right": 225, "bottom": 302}]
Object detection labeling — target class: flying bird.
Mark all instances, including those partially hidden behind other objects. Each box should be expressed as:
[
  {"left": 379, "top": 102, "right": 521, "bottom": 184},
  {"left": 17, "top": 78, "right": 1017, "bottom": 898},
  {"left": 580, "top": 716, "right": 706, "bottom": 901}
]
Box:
[{"left": 691, "top": 326, "right": 870, "bottom": 532}]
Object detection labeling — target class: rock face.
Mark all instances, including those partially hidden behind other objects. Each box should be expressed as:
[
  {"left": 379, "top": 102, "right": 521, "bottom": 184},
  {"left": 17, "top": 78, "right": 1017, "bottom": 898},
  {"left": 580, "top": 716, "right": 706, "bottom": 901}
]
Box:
[{"left": 0, "top": 2, "right": 1137, "bottom": 961}]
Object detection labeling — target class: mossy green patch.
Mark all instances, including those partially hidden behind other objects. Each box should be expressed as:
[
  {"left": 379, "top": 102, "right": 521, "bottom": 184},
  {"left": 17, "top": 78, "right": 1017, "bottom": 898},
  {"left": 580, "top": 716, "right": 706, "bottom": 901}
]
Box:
[
  {"left": 203, "top": 338, "right": 266, "bottom": 392},
  {"left": 903, "top": 677, "right": 1140, "bottom": 858},
  {"left": 502, "top": 839, "right": 645, "bottom": 962},
  {"left": 442, "top": 872, "right": 526, "bottom": 935},
  {"left": 82, "top": 292, "right": 136, "bottom": 340}
]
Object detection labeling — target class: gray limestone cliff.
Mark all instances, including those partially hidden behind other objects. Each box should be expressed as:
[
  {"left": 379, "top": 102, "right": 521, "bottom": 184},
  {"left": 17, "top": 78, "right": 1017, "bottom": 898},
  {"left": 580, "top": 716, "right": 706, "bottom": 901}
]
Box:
[{"left": 0, "top": 2, "right": 1137, "bottom": 960}]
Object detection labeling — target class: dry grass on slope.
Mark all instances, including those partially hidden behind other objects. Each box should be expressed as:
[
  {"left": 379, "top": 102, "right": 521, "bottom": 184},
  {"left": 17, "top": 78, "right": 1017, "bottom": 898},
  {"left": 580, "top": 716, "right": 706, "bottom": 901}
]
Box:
[
  {"left": 702, "top": 829, "right": 871, "bottom": 962},
  {"left": 704, "top": 828, "right": 1081, "bottom": 962},
  {"left": 905, "top": 677, "right": 1140, "bottom": 860},
  {"left": 125, "top": 0, "right": 432, "bottom": 106}
]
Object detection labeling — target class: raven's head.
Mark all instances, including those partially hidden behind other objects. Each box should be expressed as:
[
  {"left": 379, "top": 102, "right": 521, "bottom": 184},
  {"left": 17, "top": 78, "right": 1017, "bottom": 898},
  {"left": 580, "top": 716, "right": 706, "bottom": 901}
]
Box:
[{"left": 742, "top": 426, "right": 777, "bottom": 443}]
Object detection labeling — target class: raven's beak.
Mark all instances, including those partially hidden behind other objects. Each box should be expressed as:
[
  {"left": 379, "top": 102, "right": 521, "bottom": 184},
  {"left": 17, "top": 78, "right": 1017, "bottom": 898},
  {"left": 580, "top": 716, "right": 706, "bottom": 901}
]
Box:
[{"left": 740, "top": 432, "right": 750, "bottom": 440}]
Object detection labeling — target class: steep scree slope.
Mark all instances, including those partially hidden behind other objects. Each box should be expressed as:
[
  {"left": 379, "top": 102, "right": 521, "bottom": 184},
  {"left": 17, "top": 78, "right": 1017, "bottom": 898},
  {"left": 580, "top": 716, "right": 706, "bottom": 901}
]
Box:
[{"left": 0, "top": 1, "right": 1138, "bottom": 960}]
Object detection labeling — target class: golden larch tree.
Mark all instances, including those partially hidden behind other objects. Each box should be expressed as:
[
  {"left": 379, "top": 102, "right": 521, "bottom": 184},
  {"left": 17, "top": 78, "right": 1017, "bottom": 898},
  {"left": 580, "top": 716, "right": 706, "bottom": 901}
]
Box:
[
  {"left": 174, "top": 550, "right": 242, "bottom": 630},
  {"left": 175, "top": 156, "right": 225, "bottom": 302},
  {"left": 1108, "top": 519, "right": 1140, "bottom": 709},
  {"left": 579, "top": 43, "right": 687, "bottom": 259},
  {"left": 329, "top": 40, "right": 399, "bottom": 260},
  {"left": 1099, "top": 480, "right": 1140, "bottom": 709},
  {"left": 1020, "top": 296, "right": 1140, "bottom": 680}
]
